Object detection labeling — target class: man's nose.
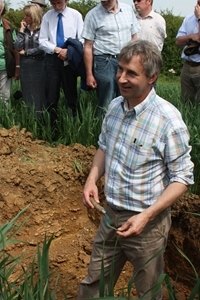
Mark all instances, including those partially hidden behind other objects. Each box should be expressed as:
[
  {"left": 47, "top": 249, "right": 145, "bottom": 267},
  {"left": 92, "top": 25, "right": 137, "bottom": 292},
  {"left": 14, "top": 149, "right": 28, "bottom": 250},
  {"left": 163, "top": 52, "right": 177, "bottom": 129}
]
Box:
[{"left": 117, "top": 72, "right": 127, "bottom": 82}]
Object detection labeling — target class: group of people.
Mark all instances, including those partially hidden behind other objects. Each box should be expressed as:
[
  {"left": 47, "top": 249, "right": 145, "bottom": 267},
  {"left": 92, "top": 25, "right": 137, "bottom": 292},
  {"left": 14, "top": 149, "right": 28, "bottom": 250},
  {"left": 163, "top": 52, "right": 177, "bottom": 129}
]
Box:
[
  {"left": 0, "top": 0, "right": 167, "bottom": 118},
  {"left": 0, "top": 0, "right": 196, "bottom": 298},
  {"left": 0, "top": 0, "right": 199, "bottom": 113}
]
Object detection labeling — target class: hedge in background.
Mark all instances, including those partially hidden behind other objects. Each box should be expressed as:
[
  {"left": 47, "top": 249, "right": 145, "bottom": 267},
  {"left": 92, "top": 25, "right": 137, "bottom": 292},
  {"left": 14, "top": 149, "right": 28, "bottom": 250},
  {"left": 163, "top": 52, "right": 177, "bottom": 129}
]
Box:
[{"left": 161, "top": 9, "right": 184, "bottom": 77}]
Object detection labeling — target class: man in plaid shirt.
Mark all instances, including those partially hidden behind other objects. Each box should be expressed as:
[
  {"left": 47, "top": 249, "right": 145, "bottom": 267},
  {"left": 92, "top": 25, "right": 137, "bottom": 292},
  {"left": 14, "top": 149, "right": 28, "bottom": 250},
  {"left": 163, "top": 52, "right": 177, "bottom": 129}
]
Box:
[{"left": 78, "top": 39, "right": 194, "bottom": 300}]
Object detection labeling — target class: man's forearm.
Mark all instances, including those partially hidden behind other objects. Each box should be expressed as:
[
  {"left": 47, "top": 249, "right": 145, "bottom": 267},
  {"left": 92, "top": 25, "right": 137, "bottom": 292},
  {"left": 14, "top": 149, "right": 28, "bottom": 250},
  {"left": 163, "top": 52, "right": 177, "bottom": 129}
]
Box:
[
  {"left": 84, "top": 46, "right": 94, "bottom": 76},
  {"left": 144, "top": 182, "right": 188, "bottom": 221},
  {"left": 14, "top": 49, "right": 20, "bottom": 65},
  {"left": 86, "top": 148, "right": 105, "bottom": 184}
]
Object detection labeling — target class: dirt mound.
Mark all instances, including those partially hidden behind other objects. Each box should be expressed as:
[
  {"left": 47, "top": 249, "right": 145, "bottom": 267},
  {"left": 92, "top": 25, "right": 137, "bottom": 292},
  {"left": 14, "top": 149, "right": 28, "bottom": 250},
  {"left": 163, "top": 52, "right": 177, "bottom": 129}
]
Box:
[{"left": 0, "top": 126, "right": 199, "bottom": 299}]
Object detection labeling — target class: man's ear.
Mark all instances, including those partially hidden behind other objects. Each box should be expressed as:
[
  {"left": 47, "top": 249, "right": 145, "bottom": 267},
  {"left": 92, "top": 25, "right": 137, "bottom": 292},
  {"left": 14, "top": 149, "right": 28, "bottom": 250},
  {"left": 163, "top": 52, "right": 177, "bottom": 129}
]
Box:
[{"left": 149, "top": 73, "right": 158, "bottom": 85}]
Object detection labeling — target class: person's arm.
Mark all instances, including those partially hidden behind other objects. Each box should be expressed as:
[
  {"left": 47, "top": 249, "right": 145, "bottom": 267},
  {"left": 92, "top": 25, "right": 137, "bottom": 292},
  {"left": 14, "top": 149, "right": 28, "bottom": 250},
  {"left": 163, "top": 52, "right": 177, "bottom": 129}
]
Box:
[
  {"left": 117, "top": 182, "right": 188, "bottom": 237},
  {"left": 12, "top": 30, "right": 20, "bottom": 80},
  {"left": 14, "top": 21, "right": 26, "bottom": 52},
  {"left": 39, "top": 13, "right": 56, "bottom": 54},
  {"left": 176, "top": 8, "right": 200, "bottom": 47},
  {"left": 83, "top": 39, "right": 97, "bottom": 89},
  {"left": 176, "top": 34, "right": 200, "bottom": 47},
  {"left": 82, "top": 148, "right": 105, "bottom": 208},
  {"left": 13, "top": 49, "right": 20, "bottom": 80},
  {"left": 194, "top": 4, "right": 200, "bottom": 39}
]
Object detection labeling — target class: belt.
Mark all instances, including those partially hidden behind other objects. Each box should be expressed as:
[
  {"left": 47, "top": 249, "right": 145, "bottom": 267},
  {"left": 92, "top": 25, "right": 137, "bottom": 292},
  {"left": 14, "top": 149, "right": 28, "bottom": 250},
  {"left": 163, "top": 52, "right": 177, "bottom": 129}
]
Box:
[
  {"left": 28, "top": 55, "right": 45, "bottom": 60},
  {"left": 96, "top": 54, "right": 119, "bottom": 60},
  {"left": 185, "top": 60, "right": 200, "bottom": 67}
]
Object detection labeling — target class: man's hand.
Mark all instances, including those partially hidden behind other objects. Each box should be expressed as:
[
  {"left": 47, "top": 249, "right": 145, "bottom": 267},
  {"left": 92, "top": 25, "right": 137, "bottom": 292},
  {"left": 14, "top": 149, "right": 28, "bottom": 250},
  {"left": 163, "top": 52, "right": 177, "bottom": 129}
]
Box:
[
  {"left": 19, "top": 49, "right": 25, "bottom": 55},
  {"left": 14, "top": 68, "right": 20, "bottom": 80},
  {"left": 86, "top": 74, "right": 97, "bottom": 89},
  {"left": 189, "top": 33, "right": 200, "bottom": 43},
  {"left": 117, "top": 211, "right": 149, "bottom": 237},
  {"left": 55, "top": 47, "right": 68, "bottom": 61},
  {"left": 82, "top": 178, "right": 99, "bottom": 209}
]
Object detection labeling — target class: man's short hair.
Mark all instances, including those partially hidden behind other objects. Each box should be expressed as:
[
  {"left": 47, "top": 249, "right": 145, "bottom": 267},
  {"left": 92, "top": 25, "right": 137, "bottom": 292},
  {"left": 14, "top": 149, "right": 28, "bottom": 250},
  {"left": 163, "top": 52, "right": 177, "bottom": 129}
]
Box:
[{"left": 118, "top": 39, "right": 162, "bottom": 78}]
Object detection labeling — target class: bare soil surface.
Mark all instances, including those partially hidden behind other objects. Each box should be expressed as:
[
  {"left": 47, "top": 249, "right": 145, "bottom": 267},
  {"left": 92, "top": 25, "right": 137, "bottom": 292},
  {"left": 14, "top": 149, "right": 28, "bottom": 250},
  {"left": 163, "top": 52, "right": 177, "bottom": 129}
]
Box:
[{"left": 0, "top": 126, "right": 199, "bottom": 299}]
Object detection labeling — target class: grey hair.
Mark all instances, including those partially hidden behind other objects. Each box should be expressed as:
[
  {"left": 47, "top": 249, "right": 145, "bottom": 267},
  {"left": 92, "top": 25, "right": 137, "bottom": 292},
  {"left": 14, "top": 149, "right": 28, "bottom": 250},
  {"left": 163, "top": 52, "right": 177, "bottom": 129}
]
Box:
[
  {"left": 0, "top": 0, "right": 4, "bottom": 14},
  {"left": 118, "top": 39, "right": 162, "bottom": 78}
]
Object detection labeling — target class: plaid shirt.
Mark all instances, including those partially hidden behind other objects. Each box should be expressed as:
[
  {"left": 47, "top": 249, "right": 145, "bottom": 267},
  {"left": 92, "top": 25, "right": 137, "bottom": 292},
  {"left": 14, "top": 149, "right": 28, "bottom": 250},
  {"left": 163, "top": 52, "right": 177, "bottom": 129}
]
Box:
[
  {"left": 82, "top": 2, "right": 140, "bottom": 55},
  {"left": 98, "top": 89, "right": 194, "bottom": 212}
]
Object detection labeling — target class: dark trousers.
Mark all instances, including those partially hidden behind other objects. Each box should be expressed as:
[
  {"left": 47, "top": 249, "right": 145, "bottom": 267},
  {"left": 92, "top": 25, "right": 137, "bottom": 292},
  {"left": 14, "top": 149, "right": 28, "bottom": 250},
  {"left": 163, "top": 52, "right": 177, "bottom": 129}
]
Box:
[{"left": 45, "top": 54, "right": 77, "bottom": 129}]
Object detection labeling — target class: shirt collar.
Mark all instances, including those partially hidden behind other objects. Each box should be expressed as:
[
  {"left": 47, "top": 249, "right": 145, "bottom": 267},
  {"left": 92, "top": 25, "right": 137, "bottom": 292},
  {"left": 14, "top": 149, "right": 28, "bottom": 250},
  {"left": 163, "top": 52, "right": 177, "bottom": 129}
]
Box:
[
  {"left": 136, "top": 9, "right": 154, "bottom": 20},
  {"left": 121, "top": 87, "right": 156, "bottom": 117}
]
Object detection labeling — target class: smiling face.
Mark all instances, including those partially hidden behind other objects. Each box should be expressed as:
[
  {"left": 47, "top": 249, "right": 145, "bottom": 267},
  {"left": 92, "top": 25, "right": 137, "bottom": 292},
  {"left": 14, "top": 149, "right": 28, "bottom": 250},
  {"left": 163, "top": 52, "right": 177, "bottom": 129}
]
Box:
[{"left": 116, "top": 55, "right": 156, "bottom": 108}]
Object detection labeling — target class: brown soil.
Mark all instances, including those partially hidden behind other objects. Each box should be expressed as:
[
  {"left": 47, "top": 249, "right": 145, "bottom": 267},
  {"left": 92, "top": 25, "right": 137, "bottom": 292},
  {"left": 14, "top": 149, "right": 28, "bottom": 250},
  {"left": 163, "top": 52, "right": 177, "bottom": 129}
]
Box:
[{"left": 0, "top": 126, "right": 199, "bottom": 299}]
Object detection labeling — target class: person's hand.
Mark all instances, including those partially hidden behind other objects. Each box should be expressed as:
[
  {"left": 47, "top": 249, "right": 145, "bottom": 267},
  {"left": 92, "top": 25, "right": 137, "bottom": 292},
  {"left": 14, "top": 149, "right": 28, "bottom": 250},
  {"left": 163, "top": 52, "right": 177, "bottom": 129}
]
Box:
[
  {"left": 14, "top": 68, "right": 20, "bottom": 80},
  {"left": 86, "top": 74, "right": 97, "bottom": 89},
  {"left": 82, "top": 179, "right": 99, "bottom": 209},
  {"left": 189, "top": 33, "right": 200, "bottom": 43},
  {"left": 20, "top": 20, "right": 26, "bottom": 32},
  {"left": 116, "top": 211, "right": 150, "bottom": 237},
  {"left": 55, "top": 47, "right": 68, "bottom": 60},
  {"left": 19, "top": 49, "right": 25, "bottom": 55},
  {"left": 194, "top": 4, "right": 200, "bottom": 19}
]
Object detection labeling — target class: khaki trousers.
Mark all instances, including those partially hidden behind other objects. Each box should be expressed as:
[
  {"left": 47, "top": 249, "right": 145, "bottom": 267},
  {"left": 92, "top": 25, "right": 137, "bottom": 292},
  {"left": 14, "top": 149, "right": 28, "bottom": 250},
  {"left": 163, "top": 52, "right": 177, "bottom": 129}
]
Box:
[
  {"left": 77, "top": 204, "right": 171, "bottom": 300},
  {"left": 181, "top": 61, "right": 200, "bottom": 103}
]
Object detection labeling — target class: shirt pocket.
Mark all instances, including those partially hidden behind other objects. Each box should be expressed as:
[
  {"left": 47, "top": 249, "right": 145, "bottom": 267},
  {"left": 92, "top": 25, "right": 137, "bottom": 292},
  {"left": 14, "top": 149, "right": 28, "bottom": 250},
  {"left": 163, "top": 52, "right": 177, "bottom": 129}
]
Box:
[{"left": 124, "top": 139, "right": 165, "bottom": 170}]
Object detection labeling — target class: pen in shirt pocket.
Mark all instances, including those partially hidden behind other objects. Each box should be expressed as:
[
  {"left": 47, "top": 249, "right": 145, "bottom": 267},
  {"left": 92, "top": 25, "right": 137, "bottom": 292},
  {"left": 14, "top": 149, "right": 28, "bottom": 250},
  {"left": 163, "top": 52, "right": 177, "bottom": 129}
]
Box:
[{"left": 133, "top": 138, "right": 142, "bottom": 147}]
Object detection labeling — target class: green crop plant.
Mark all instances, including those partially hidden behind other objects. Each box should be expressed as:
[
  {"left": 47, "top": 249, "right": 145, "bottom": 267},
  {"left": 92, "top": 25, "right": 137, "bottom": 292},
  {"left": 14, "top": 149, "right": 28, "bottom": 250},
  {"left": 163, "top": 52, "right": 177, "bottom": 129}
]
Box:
[
  {"left": 0, "top": 206, "right": 60, "bottom": 299},
  {"left": 1, "top": 79, "right": 200, "bottom": 196}
]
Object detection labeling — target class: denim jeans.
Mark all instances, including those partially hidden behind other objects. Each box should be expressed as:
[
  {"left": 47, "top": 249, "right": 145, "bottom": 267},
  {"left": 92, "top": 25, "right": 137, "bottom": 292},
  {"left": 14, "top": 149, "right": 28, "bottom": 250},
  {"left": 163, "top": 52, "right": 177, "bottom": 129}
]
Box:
[{"left": 93, "top": 55, "right": 120, "bottom": 113}]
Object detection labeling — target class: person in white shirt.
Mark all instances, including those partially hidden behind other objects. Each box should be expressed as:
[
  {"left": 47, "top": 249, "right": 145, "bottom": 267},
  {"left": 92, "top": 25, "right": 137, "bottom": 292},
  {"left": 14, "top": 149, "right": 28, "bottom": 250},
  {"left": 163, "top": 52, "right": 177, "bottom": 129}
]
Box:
[
  {"left": 39, "top": 0, "right": 83, "bottom": 137},
  {"left": 134, "top": 0, "right": 166, "bottom": 51},
  {"left": 82, "top": 0, "right": 140, "bottom": 114}
]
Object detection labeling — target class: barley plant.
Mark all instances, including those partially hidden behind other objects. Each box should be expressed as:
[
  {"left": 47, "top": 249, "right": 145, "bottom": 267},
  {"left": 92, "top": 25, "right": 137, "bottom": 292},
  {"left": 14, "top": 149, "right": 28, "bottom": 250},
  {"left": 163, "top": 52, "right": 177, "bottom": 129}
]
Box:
[
  {"left": 0, "top": 205, "right": 59, "bottom": 299},
  {"left": 3, "top": 79, "right": 198, "bottom": 194}
]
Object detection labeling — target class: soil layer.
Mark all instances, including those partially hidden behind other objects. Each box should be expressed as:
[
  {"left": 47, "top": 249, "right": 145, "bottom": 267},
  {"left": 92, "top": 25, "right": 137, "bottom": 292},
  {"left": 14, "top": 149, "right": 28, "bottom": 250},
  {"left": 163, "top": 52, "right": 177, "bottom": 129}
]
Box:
[{"left": 0, "top": 126, "right": 199, "bottom": 299}]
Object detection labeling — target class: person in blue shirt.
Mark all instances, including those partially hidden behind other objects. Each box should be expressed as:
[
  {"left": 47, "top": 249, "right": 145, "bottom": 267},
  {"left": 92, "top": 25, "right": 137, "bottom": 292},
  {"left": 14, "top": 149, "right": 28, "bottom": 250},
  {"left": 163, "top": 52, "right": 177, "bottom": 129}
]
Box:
[{"left": 176, "top": 0, "right": 200, "bottom": 103}]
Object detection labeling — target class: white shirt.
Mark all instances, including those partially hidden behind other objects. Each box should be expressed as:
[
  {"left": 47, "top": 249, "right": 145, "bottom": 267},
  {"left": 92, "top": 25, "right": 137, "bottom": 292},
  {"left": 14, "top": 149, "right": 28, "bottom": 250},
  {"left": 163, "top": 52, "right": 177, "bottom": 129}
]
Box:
[
  {"left": 82, "top": 2, "right": 140, "bottom": 55},
  {"left": 136, "top": 10, "right": 166, "bottom": 51},
  {"left": 39, "top": 6, "right": 84, "bottom": 54}
]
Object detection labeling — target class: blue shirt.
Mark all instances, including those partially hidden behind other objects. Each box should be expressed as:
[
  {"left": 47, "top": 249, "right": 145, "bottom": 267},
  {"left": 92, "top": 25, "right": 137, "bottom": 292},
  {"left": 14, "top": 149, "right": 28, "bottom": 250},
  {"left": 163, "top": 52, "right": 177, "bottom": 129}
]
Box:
[
  {"left": 98, "top": 88, "right": 194, "bottom": 212},
  {"left": 176, "top": 13, "right": 200, "bottom": 62}
]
